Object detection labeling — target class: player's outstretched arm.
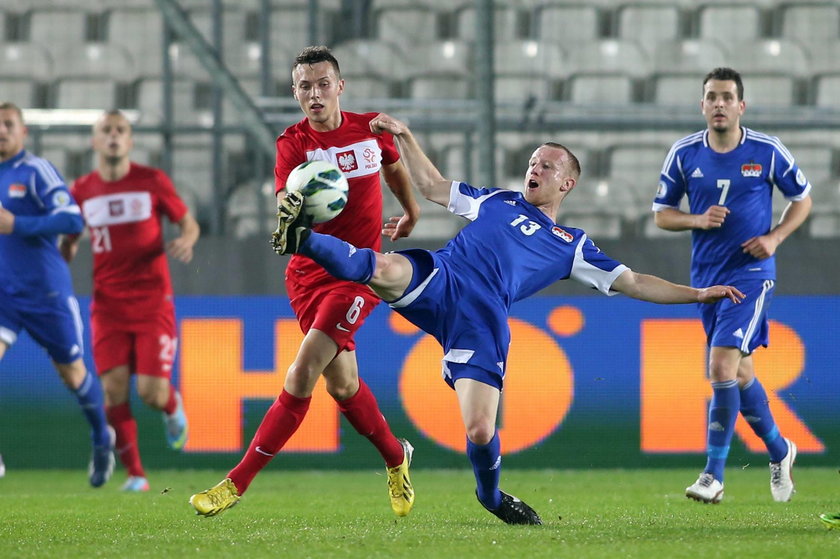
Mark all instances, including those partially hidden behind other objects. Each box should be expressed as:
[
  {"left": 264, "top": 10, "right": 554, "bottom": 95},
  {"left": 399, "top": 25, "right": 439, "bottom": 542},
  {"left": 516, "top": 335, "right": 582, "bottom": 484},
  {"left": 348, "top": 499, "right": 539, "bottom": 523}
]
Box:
[
  {"left": 654, "top": 206, "right": 729, "bottom": 231},
  {"left": 381, "top": 159, "right": 420, "bottom": 241},
  {"left": 611, "top": 270, "right": 744, "bottom": 305},
  {"left": 166, "top": 212, "right": 200, "bottom": 263},
  {"left": 370, "top": 113, "right": 452, "bottom": 207}
]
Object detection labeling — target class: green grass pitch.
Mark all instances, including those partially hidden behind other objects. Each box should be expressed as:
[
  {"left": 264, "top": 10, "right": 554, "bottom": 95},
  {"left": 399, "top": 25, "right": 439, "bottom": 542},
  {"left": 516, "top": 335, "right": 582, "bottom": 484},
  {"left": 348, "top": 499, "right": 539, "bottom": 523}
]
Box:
[{"left": 1, "top": 468, "right": 838, "bottom": 558}]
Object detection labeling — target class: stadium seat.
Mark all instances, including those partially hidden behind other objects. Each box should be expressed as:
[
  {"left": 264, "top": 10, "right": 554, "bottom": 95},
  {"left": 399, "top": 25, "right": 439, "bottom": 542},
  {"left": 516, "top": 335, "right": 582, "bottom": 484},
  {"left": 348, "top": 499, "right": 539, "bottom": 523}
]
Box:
[
  {"left": 785, "top": 144, "right": 834, "bottom": 191},
  {"left": 651, "top": 73, "right": 705, "bottom": 108},
  {"left": 807, "top": 39, "right": 840, "bottom": 76},
  {"left": 53, "top": 77, "right": 120, "bottom": 110},
  {"left": 533, "top": 4, "right": 601, "bottom": 48},
  {"left": 778, "top": 2, "right": 840, "bottom": 51},
  {"left": 615, "top": 3, "right": 683, "bottom": 56},
  {"left": 27, "top": 7, "right": 90, "bottom": 57},
  {"left": 727, "top": 39, "right": 811, "bottom": 79},
  {"left": 808, "top": 178, "right": 840, "bottom": 238},
  {"left": 170, "top": 145, "right": 215, "bottom": 215},
  {"left": 49, "top": 43, "right": 136, "bottom": 82},
  {"left": 2, "top": 79, "right": 39, "bottom": 109},
  {"left": 814, "top": 73, "right": 840, "bottom": 109},
  {"left": 402, "top": 39, "right": 473, "bottom": 76},
  {"left": 330, "top": 39, "right": 409, "bottom": 83},
  {"left": 557, "top": 178, "right": 641, "bottom": 240},
  {"left": 406, "top": 73, "right": 472, "bottom": 100},
  {"left": 650, "top": 39, "right": 729, "bottom": 75},
  {"left": 566, "top": 39, "right": 651, "bottom": 78},
  {"left": 105, "top": 7, "right": 166, "bottom": 77},
  {"left": 374, "top": 4, "right": 440, "bottom": 48},
  {"left": 0, "top": 43, "right": 53, "bottom": 81},
  {"left": 493, "top": 40, "right": 569, "bottom": 103},
  {"left": 187, "top": 5, "right": 249, "bottom": 54},
  {"left": 134, "top": 77, "right": 210, "bottom": 126},
  {"left": 567, "top": 73, "right": 636, "bottom": 105},
  {"left": 606, "top": 143, "right": 669, "bottom": 201},
  {"left": 741, "top": 73, "right": 799, "bottom": 107},
  {"left": 697, "top": 4, "right": 763, "bottom": 43},
  {"left": 452, "top": 1, "right": 527, "bottom": 42}
]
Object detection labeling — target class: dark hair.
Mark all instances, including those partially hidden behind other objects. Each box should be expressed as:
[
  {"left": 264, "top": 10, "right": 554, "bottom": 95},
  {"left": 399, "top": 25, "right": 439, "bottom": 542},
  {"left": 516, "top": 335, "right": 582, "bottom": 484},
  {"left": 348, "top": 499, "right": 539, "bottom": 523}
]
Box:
[
  {"left": 703, "top": 67, "right": 744, "bottom": 100},
  {"left": 541, "top": 141, "right": 581, "bottom": 178},
  {"left": 0, "top": 101, "right": 24, "bottom": 122},
  {"left": 293, "top": 46, "right": 341, "bottom": 78}
]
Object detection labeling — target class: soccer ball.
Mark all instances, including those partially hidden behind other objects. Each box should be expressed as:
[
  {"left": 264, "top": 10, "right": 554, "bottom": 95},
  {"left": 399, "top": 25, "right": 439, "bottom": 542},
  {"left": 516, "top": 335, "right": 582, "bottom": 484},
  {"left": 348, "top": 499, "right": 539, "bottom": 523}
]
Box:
[{"left": 284, "top": 160, "right": 349, "bottom": 224}]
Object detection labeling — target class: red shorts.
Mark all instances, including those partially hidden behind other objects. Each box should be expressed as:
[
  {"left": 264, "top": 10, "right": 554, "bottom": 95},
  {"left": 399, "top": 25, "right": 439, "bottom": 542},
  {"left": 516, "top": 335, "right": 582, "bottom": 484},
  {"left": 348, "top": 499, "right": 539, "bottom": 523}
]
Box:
[
  {"left": 286, "top": 280, "right": 380, "bottom": 353},
  {"left": 91, "top": 310, "right": 178, "bottom": 378}
]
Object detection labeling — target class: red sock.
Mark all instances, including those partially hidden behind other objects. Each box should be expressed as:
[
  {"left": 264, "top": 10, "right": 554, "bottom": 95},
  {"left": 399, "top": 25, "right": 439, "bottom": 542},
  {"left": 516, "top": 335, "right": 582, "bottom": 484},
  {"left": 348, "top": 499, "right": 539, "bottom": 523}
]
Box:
[
  {"left": 106, "top": 403, "right": 145, "bottom": 477},
  {"left": 337, "top": 380, "right": 404, "bottom": 468},
  {"left": 162, "top": 385, "right": 177, "bottom": 415},
  {"left": 228, "top": 390, "right": 311, "bottom": 494}
]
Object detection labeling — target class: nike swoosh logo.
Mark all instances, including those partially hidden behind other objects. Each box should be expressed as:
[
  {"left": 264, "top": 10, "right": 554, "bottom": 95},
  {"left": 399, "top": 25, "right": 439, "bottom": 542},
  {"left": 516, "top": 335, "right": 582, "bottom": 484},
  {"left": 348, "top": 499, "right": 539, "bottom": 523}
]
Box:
[
  {"left": 336, "top": 323, "right": 350, "bottom": 332},
  {"left": 255, "top": 446, "right": 274, "bottom": 457}
]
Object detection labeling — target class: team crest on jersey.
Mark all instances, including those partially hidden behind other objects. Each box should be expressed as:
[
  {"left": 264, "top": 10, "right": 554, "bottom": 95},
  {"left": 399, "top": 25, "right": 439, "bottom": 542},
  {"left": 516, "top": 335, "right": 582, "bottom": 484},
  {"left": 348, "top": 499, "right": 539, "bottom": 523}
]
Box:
[
  {"left": 795, "top": 168, "right": 808, "bottom": 186},
  {"left": 109, "top": 199, "right": 125, "bottom": 217},
  {"left": 8, "top": 183, "right": 26, "bottom": 198},
  {"left": 551, "top": 226, "right": 573, "bottom": 242},
  {"left": 336, "top": 150, "right": 358, "bottom": 173},
  {"left": 741, "top": 162, "right": 762, "bottom": 177},
  {"left": 51, "top": 190, "right": 71, "bottom": 207},
  {"left": 656, "top": 181, "right": 668, "bottom": 198}
]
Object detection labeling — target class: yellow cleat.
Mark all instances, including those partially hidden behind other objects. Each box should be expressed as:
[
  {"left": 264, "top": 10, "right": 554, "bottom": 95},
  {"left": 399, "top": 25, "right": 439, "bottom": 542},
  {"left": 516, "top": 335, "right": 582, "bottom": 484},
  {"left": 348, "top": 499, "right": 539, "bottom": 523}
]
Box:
[
  {"left": 387, "top": 438, "right": 415, "bottom": 517},
  {"left": 820, "top": 512, "right": 840, "bottom": 530},
  {"left": 189, "top": 478, "right": 241, "bottom": 517}
]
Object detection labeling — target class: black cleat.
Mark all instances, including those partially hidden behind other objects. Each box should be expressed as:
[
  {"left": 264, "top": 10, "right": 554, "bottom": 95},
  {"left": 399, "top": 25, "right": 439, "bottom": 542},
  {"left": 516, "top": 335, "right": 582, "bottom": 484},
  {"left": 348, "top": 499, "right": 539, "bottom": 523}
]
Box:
[
  {"left": 477, "top": 490, "right": 543, "bottom": 525},
  {"left": 271, "top": 191, "right": 311, "bottom": 255}
]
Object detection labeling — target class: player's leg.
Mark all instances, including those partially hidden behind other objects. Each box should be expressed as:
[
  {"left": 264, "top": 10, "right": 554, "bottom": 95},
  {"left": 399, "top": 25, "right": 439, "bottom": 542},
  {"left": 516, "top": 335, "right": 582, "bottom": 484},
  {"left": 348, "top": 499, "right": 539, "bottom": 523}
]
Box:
[
  {"left": 134, "top": 316, "right": 187, "bottom": 451},
  {"left": 190, "top": 329, "right": 336, "bottom": 516},
  {"left": 102, "top": 365, "right": 149, "bottom": 492},
  {"left": 453, "top": 372, "right": 541, "bottom": 525}
]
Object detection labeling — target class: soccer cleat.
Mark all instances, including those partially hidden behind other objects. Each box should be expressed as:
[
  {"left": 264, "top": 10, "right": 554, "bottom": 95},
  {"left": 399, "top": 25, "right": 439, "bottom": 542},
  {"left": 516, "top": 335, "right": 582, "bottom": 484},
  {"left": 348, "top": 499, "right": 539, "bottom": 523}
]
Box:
[
  {"left": 270, "top": 191, "right": 311, "bottom": 255},
  {"left": 121, "top": 476, "right": 150, "bottom": 492},
  {"left": 386, "top": 438, "right": 415, "bottom": 517},
  {"left": 0, "top": 453, "right": 5, "bottom": 478},
  {"left": 190, "top": 478, "right": 241, "bottom": 517},
  {"left": 89, "top": 426, "right": 116, "bottom": 488},
  {"left": 685, "top": 472, "right": 724, "bottom": 504},
  {"left": 819, "top": 512, "right": 840, "bottom": 530},
  {"left": 478, "top": 490, "right": 543, "bottom": 525},
  {"left": 770, "top": 438, "right": 797, "bottom": 502},
  {"left": 164, "top": 391, "right": 189, "bottom": 450}
]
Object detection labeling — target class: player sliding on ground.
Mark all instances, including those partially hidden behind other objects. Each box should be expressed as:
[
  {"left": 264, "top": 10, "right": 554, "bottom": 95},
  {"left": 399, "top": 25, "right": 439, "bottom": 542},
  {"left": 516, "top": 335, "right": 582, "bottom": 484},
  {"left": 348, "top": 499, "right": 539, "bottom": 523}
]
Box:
[{"left": 270, "top": 113, "right": 745, "bottom": 525}]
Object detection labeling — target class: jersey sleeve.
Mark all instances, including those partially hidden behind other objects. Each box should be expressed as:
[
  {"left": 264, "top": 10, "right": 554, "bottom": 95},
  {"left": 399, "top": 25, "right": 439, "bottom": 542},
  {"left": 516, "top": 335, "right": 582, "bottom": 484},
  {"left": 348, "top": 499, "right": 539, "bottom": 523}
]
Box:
[
  {"left": 377, "top": 128, "right": 400, "bottom": 166},
  {"left": 154, "top": 169, "right": 188, "bottom": 223},
  {"left": 34, "top": 159, "right": 81, "bottom": 218},
  {"left": 447, "top": 182, "right": 506, "bottom": 221},
  {"left": 772, "top": 140, "right": 812, "bottom": 201},
  {"left": 274, "top": 134, "right": 303, "bottom": 194},
  {"left": 570, "top": 235, "right": 629, "bottom": 296},
  {"left": 652, "top": 142, "right": 687, "bottom": 212}
]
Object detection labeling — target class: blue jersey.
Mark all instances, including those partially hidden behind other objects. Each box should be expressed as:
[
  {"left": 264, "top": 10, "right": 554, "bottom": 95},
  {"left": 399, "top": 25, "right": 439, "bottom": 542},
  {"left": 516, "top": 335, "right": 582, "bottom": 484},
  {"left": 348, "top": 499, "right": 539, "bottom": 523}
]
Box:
[
  {"left": 391, "top": 182, "right": 628, "bottom": 379},
  {"left": 0, "top": 150, "right": 80, "bottom": 297},
  {"left": 653, "top": 127, "right": 811, "bottom": 288}
]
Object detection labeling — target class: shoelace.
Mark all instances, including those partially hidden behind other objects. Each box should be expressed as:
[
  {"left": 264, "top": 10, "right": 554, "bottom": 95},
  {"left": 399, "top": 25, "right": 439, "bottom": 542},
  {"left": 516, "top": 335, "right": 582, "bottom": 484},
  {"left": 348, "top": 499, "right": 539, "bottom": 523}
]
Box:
[
  {"left": 206, "top": 484, "right": 233, "bottom": 506},
  {"left": 698, "top": 473, "right": 715, "bottom": 488},
  {"left": 770, "top": 463, "right": 783, "bottom": 486}
]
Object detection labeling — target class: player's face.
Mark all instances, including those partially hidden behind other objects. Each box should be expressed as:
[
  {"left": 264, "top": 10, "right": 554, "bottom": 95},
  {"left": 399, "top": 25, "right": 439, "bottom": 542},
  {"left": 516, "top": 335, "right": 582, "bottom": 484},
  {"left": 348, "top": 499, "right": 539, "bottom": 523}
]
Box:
[
  {"left": 701, "top": 79, "right": 744, "bottom": 133},
  {"left": 0, "top": 109, "right": 28, "bottom": 162},
  {"left": 523, "top": 145, "right": 575, "bottom": 205},
  {"left": 93, "top": 114, "right": 133, "bottom": 163},
  {"left": 292, "top": 61, "right": 344, "bottom": 131}
]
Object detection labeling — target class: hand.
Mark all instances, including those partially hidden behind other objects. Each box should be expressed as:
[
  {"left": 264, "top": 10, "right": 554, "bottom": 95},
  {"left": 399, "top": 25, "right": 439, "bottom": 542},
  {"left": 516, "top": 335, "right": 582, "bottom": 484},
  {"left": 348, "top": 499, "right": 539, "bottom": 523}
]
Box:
[
  {"left": 166, "top": 237, "right": 194, "bottom": 263},
  {"left": 0, "top": 207, "right": 14, "bottom": 234},
  {"left": 741, "top": 233, "right": 780, "bottom": 259},
  {"left": 381, "top": 214, "right": 417, "bottom": 241},
  {"left": 696, "top": 205, "right": 729, "bottom": 229},
  {"left": 697, "top": 285, "right": 745, "bottom": 304},
  {"left": 370, "top": 113, "right": 408, "bottom": 136}
]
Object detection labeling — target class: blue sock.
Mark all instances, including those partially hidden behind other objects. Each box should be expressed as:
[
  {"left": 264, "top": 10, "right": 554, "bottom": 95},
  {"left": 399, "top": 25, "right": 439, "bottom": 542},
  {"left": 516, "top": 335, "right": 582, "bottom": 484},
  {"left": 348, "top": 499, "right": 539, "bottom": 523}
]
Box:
[
  {"left": 71, "top": 370, "right": 110, "bottom": 447},
  {"left": 467, "top": 431, "right": 502, "bottom": 510},
  {"left": 740, "top": 378, "right": 788, "bottom": 462},
  {"left": 299, "top": 232, "right": 375, "bottom": 283},
  {"left": 704, "top": 379, "right": 740, "bottom": 482}
]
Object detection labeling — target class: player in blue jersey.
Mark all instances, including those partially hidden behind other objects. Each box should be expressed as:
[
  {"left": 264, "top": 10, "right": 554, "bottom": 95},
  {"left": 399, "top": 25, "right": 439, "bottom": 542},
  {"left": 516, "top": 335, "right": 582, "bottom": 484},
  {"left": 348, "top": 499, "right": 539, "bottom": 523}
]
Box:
[
  {"left": 653, "top": 68, "right": 812, "bottom": 504},
  {"left": 0, "top": 102, "right": 114, "bottom": 487},
  {"left": 271, "top": 113, "right": 744, "bottom": 525}
]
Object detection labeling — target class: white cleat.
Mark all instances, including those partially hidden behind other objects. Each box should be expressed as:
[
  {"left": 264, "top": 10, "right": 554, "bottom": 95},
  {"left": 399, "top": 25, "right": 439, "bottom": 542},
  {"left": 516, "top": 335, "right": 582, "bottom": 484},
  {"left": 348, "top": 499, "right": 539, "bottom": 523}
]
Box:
[
  {"left": 686, "top": 472, "right": 724, "bottom": 504},
  {"left": 770, "top": 438, "right": 797, "bottom": 502}
]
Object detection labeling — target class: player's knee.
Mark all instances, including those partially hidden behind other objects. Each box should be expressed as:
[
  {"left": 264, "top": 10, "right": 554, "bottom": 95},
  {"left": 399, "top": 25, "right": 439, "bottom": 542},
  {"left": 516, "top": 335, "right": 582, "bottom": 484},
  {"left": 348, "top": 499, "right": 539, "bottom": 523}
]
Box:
[
  {"left": 283, "top": 363, "right": 318, "bottom": 397},
  {"left": 465, "top": 422, "right": 495, "bottom": 446}
]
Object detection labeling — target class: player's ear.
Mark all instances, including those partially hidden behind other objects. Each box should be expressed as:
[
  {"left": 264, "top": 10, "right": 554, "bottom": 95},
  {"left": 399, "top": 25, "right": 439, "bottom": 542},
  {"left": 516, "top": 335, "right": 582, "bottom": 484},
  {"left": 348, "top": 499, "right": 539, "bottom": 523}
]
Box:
[
  {"left": 337, "top": 78, "right": 345, "bottom": 95},
  {"left": 561, "top": 177, "right": 576, "bottom": 191}
]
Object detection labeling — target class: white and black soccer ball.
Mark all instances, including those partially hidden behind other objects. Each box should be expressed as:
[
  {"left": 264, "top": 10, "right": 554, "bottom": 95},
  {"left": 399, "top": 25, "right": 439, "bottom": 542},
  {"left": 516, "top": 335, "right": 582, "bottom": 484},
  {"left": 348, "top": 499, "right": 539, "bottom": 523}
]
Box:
[{"left": 285, "top": 160, "right": 349, "bottom": 224}]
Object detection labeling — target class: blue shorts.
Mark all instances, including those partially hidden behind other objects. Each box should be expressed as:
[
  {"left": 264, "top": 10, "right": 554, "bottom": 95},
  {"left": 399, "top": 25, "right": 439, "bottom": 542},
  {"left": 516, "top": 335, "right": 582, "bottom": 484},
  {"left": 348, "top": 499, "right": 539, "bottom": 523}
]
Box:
[
  {"left": 699, "top": 278, "right": 773, "bottom": 354},
  {"left": 388, "top": 249, "right": 507, "bottom": 391},
  {"left": 0, "top": 289, "right": 84, "bottom": 364}
]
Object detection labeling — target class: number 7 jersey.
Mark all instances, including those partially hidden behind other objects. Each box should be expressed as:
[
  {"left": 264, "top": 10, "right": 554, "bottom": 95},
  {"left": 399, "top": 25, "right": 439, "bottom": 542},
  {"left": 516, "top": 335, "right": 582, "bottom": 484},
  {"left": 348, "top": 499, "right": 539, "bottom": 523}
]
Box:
[
  {"left": 71, "top": 163, "right": 188, "bottom": 319},
  {"left": 653, "top": 127, "right": 811, "bottom": 288}
]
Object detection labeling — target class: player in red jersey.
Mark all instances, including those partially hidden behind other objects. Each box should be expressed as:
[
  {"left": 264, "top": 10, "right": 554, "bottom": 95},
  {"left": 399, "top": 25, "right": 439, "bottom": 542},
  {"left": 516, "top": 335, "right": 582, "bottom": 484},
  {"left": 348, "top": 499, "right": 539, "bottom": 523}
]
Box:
[
  {"left": 190, "top": 46, "right": 421, "bottom": 517},
  {"left": 61, "top": 110, "right": 200, "bottom": 492}
]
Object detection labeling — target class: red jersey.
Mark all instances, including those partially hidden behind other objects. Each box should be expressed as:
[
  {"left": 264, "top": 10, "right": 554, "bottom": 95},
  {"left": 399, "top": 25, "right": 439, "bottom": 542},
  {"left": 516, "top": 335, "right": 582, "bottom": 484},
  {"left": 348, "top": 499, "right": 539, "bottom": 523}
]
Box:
[
  {"left": 275, "top": 111, "right": 400, "bottom": 286},
  {"left": 71, "top": 163, "right": 188, "bottom": 319}
]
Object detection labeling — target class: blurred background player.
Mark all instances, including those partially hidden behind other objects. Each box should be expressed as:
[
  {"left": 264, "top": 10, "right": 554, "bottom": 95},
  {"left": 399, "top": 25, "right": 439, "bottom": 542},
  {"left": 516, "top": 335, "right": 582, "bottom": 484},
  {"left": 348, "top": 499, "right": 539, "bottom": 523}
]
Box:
[
  {"left": 190, "top": 45, "right": 420, "bottom": 517},
  {"left": 270, "top": 113, "right": 745, "bottom": 525},
  {"left": 0, "top": 101, "right": 114, "bottom": 488},
  {"left": 653, "top": 68, "right": 811, "bottom": 504},
  {"left": 61, "top": 110, "right": 200, "bottom": 492}
]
